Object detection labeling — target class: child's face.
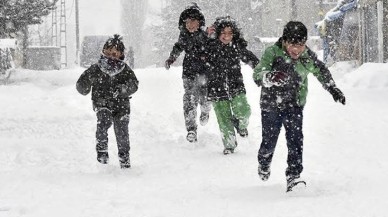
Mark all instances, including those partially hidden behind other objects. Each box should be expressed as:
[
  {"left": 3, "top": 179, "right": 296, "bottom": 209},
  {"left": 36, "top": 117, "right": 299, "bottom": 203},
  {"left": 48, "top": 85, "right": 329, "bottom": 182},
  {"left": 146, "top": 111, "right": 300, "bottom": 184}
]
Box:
[
  {"left": 219, "top": 27, "right": 233, "bottom": 45},
  {"left": 284, "top": 41, "right": 306, "bottom": 60},
  {"left": 186, "top": 18, "right": 200, "bottom": 33},
  {"left": 103, "top": 47, "right": 123, "bottom": 60}
]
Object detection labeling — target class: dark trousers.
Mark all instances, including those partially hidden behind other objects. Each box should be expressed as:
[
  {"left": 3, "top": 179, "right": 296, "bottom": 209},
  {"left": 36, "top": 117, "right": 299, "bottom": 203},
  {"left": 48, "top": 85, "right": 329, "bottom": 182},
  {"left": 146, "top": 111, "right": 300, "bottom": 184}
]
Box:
[
  {"left": 182, "top": 75, "right": 211, "bottom": 132},
  {"left": 258, "top": 107, "right": 304, "bottom": 177},
  {"left": 96, "top": 108, "right": 130, "bottom": 160}
]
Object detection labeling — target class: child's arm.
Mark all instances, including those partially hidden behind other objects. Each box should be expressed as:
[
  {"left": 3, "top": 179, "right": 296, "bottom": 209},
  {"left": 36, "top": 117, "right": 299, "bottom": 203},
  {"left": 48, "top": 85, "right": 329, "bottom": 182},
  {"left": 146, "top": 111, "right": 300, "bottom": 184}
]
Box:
[
  {"left": 114, "top": 69, "right": 139, "bottom": 98},
  {"left": 76, "top": 68, "right": 92, "bottom": 95},
  {"left": 166, "top": 31, "right": 186, "bottom": 68},
  {"left": 240, "top": 47, "right": 260, "bottom": 69},
  {"left": 235, "top": 38, "right": 259, "bottom": 68},
  {"left": 253, "top": 47, "right": 276, "bottom": 86},
  {"left": 306, "top": 49, "right": 346, "bottom": 104}
]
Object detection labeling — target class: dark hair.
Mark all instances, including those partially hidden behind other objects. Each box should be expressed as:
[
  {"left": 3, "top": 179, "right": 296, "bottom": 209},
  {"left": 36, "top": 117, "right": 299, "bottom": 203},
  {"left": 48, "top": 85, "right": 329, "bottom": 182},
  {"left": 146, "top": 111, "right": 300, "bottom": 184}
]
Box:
[
  {"left": 178, "top": 3, "right": 205, "bottom": 29},
  {"left": 103, "top": 34, "right": 125, "bottom": 53},
  {"left": 214, "top": 16, "right": 241, "bottom": 39},
  {"left": 282, "top": 21, "right": 308, "bottom": 44}
]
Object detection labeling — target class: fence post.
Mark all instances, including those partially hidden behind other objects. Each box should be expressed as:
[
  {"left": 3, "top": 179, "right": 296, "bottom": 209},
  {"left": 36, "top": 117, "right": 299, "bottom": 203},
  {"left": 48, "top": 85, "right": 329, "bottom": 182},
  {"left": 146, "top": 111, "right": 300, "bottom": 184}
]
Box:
[
  {"left": 377, "top": 1, "right": 384, "bottom": 63},
  {"left": 358, "top": 5, "right": 364, "bottom": 65}
]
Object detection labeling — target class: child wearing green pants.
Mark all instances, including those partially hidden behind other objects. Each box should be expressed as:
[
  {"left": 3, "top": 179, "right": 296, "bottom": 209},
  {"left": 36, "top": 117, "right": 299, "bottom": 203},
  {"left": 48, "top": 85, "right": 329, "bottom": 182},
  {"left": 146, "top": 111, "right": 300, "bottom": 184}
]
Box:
[{"left": 205, "top": 16, "right": 259, "bottom": 154}]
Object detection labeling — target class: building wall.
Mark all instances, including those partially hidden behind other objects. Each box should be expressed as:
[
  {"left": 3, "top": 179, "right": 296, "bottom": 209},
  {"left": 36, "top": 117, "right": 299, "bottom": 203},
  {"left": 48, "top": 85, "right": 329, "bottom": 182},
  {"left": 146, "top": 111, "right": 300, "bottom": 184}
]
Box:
[{"left": 258, "top": 0, "right": 337, "bottom": 37}]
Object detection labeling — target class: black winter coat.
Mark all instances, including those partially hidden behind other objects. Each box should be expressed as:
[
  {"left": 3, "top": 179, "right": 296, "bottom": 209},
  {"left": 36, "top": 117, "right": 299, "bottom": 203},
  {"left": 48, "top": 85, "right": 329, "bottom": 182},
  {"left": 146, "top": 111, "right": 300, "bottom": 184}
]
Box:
[
  {"left": 206, "top": 38, "right": 259, "bottom": 101},
  {"left": 76, "top": 64, "right": 139, "bottom": 117},
  {"left": 169, "top": 28, "right": 208, "bottom": 79}
]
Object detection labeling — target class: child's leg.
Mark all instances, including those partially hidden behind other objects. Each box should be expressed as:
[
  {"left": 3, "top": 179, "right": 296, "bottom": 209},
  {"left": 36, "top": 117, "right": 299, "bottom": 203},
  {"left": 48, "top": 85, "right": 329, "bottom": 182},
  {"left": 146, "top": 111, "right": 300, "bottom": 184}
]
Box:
[
  {"left": 113, "top": 114, "right": 130, "bottom": 165},
  {"left": 213, "top": 100, "right": 237, "bottom": 150},
  {"left": 198, "top": 74, "right": 211, "bottom": 114},
  {"left": 258, "top": 110, "right": 283, "bottom": 168},
  {"left": 96, "top": 108, "right": 113, "bottom": 153},
  {"left": 230, "top": 93, "right": 251, "bottom": 130},
  {"left": 183, "top": 78, "right": 199, "bottom": 132},
  {"left": 283, "top": 107, "right": 304, "bottom": 178}
]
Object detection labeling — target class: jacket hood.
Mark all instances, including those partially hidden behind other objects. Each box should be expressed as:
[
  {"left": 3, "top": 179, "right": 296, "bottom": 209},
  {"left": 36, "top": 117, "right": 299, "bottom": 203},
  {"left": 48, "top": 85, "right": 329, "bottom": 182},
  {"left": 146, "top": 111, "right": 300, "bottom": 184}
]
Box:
[
  {"left": 178, "top": 3, "right": 205, "bottom": 29},
  {"left": 213, "top": 16, "right": 242, "bottom": 42}
]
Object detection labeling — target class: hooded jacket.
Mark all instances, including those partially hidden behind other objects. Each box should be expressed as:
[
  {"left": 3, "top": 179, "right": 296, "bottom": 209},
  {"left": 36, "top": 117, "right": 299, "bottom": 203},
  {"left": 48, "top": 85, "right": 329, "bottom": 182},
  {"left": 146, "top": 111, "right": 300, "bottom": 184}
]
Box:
[
  {"left": 168, "top": 4, "right": 208, "bottom": 79},
  {"left": 76, "top": 63, "right": 138, "bottom": 116},
  {"left": 205, "top": 17, "right": 259, "bottom": 101},
  {"left": 253, "top": 38, "right": 337, "bottom": 111},
  {"left": 178, "top": 3, "right": 205, "bottom": 30}
]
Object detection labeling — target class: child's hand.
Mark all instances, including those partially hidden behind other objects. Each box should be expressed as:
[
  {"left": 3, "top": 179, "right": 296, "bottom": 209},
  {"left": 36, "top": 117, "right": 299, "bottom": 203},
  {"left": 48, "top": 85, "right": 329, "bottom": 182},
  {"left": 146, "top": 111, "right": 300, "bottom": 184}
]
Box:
[
  {"left": 113, "top": 84, "right": 128, "bottom": 98},
  {"left": 206, "top": 25, "right": 216, "bottom": 37},
  {"left": 328, "top": 86, "right": 346, "bottom": 105},
  {"left": 165, "top": 57, "right": 176, "bottom": 70},
  {"left": 266, "top": 71, "right": 289, "bottom": 86}
]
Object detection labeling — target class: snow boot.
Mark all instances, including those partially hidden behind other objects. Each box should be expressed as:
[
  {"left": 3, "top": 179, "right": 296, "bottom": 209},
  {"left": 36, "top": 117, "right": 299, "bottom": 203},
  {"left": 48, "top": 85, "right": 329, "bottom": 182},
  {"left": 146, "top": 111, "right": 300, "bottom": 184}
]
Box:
[
  {"left": 199, "top": 112, "right": 209, "bottom": 126},
  {"left": 119, "top": 153, "right": 131, "bottom": 169},
  {"left": 186, "top": 130, "right": 197, "bottom": 143},
  {"left": 232, "top": 116, "right": 248, "bottom": 137},
  {"left": 258, "top": 164, "right": 271, "bottom": 181},
  {"left": 286, "top": 175, "right": 306, "bottom": 192},
  {"left": 223, "top": 148, "right": 235, "bottom": 155},
  {"left": 237, "top": 128, "right": 248, "bottom": 137},
  {"left": 97, "top": 151, "right": 109, "bottom": 164}
]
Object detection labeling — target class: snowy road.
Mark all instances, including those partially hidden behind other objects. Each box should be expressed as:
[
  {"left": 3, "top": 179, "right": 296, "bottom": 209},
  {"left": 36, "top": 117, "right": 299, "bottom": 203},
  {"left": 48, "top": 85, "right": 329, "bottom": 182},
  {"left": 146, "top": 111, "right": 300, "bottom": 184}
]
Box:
[{"left": 0, "top": 63, "right": 387, "bottom": 217}]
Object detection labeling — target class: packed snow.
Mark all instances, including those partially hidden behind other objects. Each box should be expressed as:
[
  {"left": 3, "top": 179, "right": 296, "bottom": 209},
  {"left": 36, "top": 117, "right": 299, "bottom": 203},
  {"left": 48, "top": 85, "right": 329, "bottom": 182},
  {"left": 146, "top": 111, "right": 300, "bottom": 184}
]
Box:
[{"left": 0, "top": 62, "right": 387, "bottom": 217}]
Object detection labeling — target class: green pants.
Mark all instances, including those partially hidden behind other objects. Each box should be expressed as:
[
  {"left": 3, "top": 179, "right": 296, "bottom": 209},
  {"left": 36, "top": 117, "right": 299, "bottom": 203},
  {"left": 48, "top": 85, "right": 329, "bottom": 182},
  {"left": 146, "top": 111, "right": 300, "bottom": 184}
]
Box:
[{"left": 212, "top": 93, "right": 251, "bottom": 149}]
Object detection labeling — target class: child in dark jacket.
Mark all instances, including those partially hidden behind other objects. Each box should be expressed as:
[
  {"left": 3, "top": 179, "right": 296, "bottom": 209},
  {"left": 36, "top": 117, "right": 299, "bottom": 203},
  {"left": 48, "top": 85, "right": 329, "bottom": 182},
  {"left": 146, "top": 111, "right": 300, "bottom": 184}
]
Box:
[
  {"left": 76, "top": 35, "right": 139, "bottom": 169},
  {"left": 165, "top": 3, "right": 211, "bottom": 143},
  {"left": 205, "top": 16, "right": 259, "bottom": 155},
  {"left": 253, "top": 21, "right": 346, "bottom": 191}
]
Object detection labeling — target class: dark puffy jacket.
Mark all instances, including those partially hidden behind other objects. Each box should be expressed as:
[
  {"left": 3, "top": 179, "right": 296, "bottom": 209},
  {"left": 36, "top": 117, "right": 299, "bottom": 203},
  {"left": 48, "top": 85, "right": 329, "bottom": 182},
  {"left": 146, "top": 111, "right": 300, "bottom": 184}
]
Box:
[
  {"left": 76, "top": 64, "right": 138, "bottom": 117},
  {"left": 205, "top": 16, "right": 259, "bottom": 101},
  {"left": 169, "top": 28, "right": 208, "bottom": 79},
  {"left": 205, "top": 38, "right": 259, "bottom": 101},
  {"left": 169, "top": 4, "right": 207, "bottom": 79}
]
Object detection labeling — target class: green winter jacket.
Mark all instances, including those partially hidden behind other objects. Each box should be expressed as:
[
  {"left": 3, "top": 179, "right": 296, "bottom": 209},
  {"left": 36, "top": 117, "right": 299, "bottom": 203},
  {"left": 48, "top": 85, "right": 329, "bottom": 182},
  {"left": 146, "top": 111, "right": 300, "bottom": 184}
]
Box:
[{"left": 253, "top": 39, "right": 337, "bottom": 111}]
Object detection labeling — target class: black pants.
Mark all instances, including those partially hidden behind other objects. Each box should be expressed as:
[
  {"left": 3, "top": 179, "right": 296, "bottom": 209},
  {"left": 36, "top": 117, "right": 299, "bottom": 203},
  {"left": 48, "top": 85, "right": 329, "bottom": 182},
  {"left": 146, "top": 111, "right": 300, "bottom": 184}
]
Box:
[
  {"left": 258, "top": 107, "right": 304, "bottom": 178},
  {"left": 96, "top": 108, "right": 130, "bottom": 160},
  {"left": 182, "top": 75, "right": 211, "bottom": 132}
]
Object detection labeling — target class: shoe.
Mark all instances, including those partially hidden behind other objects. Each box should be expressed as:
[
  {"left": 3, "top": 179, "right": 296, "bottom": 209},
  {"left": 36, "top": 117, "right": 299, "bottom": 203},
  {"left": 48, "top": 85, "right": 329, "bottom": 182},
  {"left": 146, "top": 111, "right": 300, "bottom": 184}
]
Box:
[
  {"left": 119, "top": 153, "right": 131, "bottom": 169},
  {"left": 237, "top": 128, "right": 248, "bottom": 137},
  {"left": 231, "top": 116, "right": 248, "bottom": 137},
  {"left": 97, "top": 151, "right": 109, "bottom": 164},
  {"left": 258, "top": 164, "right": 271, "bottom": 181},
  {"left": 199, "top": 112, "right": 209, "bottom": 126},
  {"left": 286, "top": 175, "right": 306, "bottom": 192},
  {"left": 120, "top": 161, "right": 131, "bottom": 169},
  {"left": 186, "top": 131, "right": 197, "bottom": 143},
  {"left": 223, "top": 148, "right": 234, "bottom": 155}
]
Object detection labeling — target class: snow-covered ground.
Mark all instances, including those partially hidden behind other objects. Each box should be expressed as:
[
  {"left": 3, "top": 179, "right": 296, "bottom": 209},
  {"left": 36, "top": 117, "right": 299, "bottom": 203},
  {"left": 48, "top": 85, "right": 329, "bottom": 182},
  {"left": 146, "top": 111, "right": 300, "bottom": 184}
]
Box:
[{"left": 0, "top": 62, "right": 387, "bottom": 217}]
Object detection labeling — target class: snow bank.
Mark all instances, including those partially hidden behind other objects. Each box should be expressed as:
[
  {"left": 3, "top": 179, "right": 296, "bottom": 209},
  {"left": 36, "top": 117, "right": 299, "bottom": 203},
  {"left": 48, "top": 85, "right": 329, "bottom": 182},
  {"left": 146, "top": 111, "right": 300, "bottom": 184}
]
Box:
[{"left": 341, "top": 62, "right": 388, "bottom": 88}]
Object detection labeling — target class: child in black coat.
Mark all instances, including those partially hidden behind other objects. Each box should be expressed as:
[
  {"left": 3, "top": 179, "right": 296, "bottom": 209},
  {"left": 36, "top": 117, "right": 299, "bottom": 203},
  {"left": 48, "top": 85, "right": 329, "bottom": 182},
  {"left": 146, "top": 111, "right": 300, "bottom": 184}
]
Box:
[
  {"left": 76, "top": 35, "right": 139, "bottom": 169},
  {"left": 165, "top": 3, "right": 211, "bottom": 143},
  {"left": 205, "top": 16, "right": 259, "bottom": 154}
]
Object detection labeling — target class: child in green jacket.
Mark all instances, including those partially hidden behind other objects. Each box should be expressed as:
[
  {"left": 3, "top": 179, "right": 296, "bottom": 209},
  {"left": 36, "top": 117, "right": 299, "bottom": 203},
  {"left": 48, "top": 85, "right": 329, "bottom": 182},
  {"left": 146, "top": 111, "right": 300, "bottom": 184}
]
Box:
[{"left": 253, "top": 21, "right": 345, "bottom": 192}]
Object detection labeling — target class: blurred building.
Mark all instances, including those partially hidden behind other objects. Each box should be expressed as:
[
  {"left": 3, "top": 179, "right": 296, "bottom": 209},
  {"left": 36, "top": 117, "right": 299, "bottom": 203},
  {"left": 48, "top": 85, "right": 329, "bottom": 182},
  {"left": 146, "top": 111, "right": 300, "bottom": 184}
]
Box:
[{"left": 252, "top": 0, "right": 338, "bottom": 37}]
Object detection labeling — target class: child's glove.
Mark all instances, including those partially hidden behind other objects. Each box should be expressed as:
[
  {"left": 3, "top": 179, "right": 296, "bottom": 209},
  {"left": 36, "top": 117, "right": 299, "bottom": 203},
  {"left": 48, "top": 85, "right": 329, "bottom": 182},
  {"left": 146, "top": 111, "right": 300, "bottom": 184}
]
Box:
[
  {"left": 264, "top": 71, "right": 289, "bottom": 86},
  {"left": 164, "top": 57, "right": 176, "bottom": 70},
  {"left": 113, "top": 84, "right": 128, "bottom": 98},
  {"left": 328, "top": 86, "right": 346, "bottom": 105}
]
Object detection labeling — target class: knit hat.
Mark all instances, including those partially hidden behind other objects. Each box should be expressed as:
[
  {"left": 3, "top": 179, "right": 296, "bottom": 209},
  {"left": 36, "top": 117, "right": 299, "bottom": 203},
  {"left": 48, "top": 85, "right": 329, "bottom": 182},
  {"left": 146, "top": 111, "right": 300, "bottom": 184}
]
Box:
[
  {"left": 282, "top": 21, "right": 308, "bottom": 44},
  {"left": 103, "top": 34, "right": 125, "bottom": 53}
]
